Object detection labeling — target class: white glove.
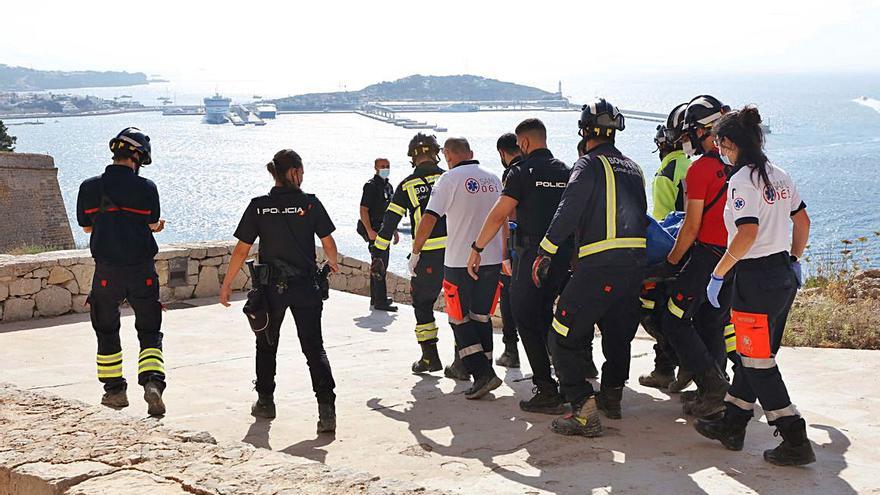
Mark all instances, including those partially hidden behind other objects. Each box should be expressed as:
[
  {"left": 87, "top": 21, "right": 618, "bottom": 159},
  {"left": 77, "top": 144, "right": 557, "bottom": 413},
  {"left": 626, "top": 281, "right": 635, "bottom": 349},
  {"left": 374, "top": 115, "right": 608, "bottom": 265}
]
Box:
[{"left": 408, "top": 252, "right": 420, "bottom": 277}]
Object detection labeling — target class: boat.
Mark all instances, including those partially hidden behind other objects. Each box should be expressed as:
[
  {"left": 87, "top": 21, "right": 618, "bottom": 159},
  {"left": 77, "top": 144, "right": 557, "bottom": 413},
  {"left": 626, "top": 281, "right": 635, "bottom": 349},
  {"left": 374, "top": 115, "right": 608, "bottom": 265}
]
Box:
[
  {"left": 203, "top": 93, "right": 231, "bottom": 124},
  {"left": 433, "top": 127, "right": 448, "bottom": 132},
  {"left": 254, "top": 103, "right": 277, "bottom": 119}
]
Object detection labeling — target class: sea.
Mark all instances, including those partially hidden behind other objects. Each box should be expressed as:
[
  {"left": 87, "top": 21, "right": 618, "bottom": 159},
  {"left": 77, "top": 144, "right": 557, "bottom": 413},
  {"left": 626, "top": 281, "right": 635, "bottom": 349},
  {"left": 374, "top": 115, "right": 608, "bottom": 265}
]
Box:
[{"left": 8, "top": 72, "right": 880, "bottom": 275}]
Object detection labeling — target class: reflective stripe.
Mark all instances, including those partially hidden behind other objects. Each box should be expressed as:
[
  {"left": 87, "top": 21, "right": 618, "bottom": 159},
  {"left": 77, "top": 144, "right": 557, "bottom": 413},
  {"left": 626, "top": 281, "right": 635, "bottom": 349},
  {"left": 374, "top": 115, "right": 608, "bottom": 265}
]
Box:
[
  {"left": 401, "top": 174, "right": 441, "bottom": 191},
  {"left": 459, "top": 343, "right": 484, "bottom": 358},
  {"left": 667, "top": 298, "right": 685, "bottom": 319},
  {"left": 449, "top": 315, "right": 471, "bottom": 325},
  {"left": 415, "top": 322, "right": 438, "bottom": 342},
  {"left": 724, "top": 392, "right": 755, "bottom": 411},
  {"left": 552, "top": 317, "right": 569, "bottom": 337},
  {"left": 639, "top": 297, "right": 655, "bottom": 310},
  {"left": 468, "top": 312, "right": 490, "bottom": 323},
  {"left": 740, "top": 356, "right": 777, "bottom": 369},
  {"left": 725, "top": 324, "right": 737, "bottom": 353},
  {"left": 387, "top": 202, "right": 406, "bottom": 216},
  {"left": 422, "top": 236, "right": 447, "bottom": 251},
  {"left": 578, "top": 237, "right": 646, "bottom": 258},
  {"left": 373, "top": 236, "right": 391, "bottom": 251},
  {"left": 599, "top": 156, "right": 617, "bottom": 240},
  {"left": 96, "top": 352, "right": 123, "bottom": 379},
  {"left": 138, "top": 348, "right": 164, "bottom": 374},
  {"left": 765, "top": 404, "right": 800, "bottom": 422},
  {"left": 484, "top": 352, "right": 493, "bottom": 361},
  {"left": 96, "top": 352, "right": 123, "bottom": 363},
  {"left": 413, "top": 207, "right": 422, "bottom": 233},
  {"left": 724, "top": 324, "right": 735, "bottom": 337},
  {"left": 539, "top": 236, "right": 559, "bottom": 255}
]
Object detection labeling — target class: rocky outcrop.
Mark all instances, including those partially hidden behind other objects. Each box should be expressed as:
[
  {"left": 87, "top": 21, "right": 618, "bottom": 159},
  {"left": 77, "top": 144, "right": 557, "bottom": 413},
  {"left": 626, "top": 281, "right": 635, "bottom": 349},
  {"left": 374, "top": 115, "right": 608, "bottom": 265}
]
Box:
[{"left": 0, "top": 384, "right": 447, "bottom": 495}]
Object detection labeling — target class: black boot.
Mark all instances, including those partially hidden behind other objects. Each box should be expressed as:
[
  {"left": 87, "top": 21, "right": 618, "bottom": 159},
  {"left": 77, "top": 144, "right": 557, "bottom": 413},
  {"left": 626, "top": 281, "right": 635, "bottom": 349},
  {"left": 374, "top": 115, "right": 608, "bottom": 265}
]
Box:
[
  {"left": 412, "top": 341, "right": 442, "bottom": 373},
  {"left": 143, "top": 381, "right": 166, "bottom": 417},
  {"left": 495, "top": 347, "right": 520, "bottom": 368},
  {"left": 687, "top": 365, "right": 729, "bottom": 418},
  {"left": 638, "top": 369, "right": 674, "bottom": 390},
  {"left": 596, "top": 386, "right": 623, "bottom": 419},
  {"left": 668, "top": 367, "right": 695, "bottom": 394},
  {"left": 251, "top": 393, "right": 276, "bottom": 419},
  {"left": 519, "top": 386, "right": 567, "bottom": 415},
  {"left": 317, "top": 402, "right": 336, "bottom": 433},
  {"left": 694, "top": 411, "right": 751, "bottom": 451},
  {"left": 444, "top": 353, "right": 470, "bottom": 381},
  {"left": 764, "top": 418, "right": 816, "bottom": 466}
]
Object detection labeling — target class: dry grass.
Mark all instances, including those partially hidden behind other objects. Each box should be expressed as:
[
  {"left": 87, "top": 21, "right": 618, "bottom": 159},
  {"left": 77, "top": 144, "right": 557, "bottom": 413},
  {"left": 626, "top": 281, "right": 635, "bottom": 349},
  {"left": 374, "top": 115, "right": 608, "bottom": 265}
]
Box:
[{"left": 3, "top": 245, "right": 53, "bottom": 256}]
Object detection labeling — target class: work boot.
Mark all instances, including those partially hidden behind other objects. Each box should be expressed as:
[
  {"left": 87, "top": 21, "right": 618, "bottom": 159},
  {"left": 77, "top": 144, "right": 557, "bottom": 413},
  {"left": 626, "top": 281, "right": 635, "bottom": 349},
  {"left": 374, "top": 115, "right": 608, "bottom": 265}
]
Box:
[
  {"left": 251, "top": 393, "right": 276, "bottom": 419},
  {"left": 495, "top": 348, "right": 520, "bottom": 368},
  {"left": 317, "top": 402, "right": 336, "bottom": 433},
  {"left": 638, "top": 369, "right": 675, "bottom": 390},
  {"left": 596, "top": 386, "right": 623, "bottom": 419},
  {"left": 680, "top": 389, "right": 699, "bottom": 404},
  {"left": 411, "top": 342, "right": 442, "bottom": 374},
  {"left": 444, "top": 354, "right": 470, "bottom": 381},
  {"left": 694, "top": 412, "right": 751, "bottom": 451},
  {"left": 519, "top": 386, "right": 567, "bottom": 415},
  {"left": 373, "top": 302, "right": 398, "bottom": 312},
  {"left": 143, "top": 381, "right": 166, "bottom": 417},
  {"left": 465, "top": 370, "right": 502, "bottom": 400},
  {"left": 763, "top": 418, "right": 816, "bottom": 466},
  {"left": 101, "top": 387, "right": 129, "bottom": 409},
  {"left": 584, "top": 353, "right": 599, "bottom": 379},
  {"left": 550, "top": 396, "right": 604, "bottom": 437},
  {"left": 668, "top": 367, "right": 695, "bottom": 393},
  {"left": 686, "top": 366, "right": 729, "bottom": 418}
]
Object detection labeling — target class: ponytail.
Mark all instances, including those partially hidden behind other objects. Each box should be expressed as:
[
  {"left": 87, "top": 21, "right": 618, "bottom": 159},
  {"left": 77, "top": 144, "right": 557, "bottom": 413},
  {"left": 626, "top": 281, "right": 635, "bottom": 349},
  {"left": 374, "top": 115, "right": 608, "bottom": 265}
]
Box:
[
  {"left": 266, "top": 149, "right": 303, "bottom": 188},
  {"left": 712, "top": 105, "right": 770, "bottom": 187}
]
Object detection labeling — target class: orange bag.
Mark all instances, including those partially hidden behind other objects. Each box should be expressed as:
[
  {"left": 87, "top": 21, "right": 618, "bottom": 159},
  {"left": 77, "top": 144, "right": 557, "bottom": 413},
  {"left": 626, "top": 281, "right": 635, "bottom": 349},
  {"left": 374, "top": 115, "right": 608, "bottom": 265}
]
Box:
[
  {"left": 731, "top": 310, "right": 771, "bottom": 358},
  {"left": 442, "top": 279, "right": 464, "bottom": 322},
  {"left": 489, "top": 281, "right": 503, "bottom": 316}
]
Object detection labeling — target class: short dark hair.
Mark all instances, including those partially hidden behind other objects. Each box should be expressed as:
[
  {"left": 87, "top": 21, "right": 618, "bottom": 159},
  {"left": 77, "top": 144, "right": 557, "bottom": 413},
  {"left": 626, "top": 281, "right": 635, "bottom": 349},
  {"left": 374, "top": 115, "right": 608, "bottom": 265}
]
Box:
[
  {"left": 514, "top": 118, "right": 546, "bottom": 140},
  {"left": 267, "top": 149, "right": 303, "bottom": 187},
  {"left": 496, "top": 133, "right": 520, "bottom": 154},
  {"left": 443, "top": 137, "right": 471, "bottom": 154}
]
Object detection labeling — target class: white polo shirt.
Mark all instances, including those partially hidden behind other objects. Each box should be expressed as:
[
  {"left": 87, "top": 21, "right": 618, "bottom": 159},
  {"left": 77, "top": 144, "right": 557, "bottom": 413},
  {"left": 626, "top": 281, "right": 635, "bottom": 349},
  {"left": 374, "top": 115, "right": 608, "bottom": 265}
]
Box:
[
  {"left": 724, "top": 162, "right": 806, "bottom": 260},
  {"left": 425, "top": 160, "right": 504, "bottom": 268}
]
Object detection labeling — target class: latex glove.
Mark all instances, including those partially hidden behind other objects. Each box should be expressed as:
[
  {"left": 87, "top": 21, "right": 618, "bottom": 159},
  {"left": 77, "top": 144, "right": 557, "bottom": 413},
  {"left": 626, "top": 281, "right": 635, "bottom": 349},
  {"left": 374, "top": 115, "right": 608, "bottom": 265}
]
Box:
[
  {"left": 792, "top": 260, "right": 803, "bottom": 288},
  {"left": 408, "top": 252, "right": 420, "bottom": 277},
  {"left": 706, "top": 273, "right": 724, "bottom": 308},
  {"left": 532, "top": 254, "right": 552, "bottom": 288},
  {"left": 501, "top": 259, "right": 512, "bottom": 276}
]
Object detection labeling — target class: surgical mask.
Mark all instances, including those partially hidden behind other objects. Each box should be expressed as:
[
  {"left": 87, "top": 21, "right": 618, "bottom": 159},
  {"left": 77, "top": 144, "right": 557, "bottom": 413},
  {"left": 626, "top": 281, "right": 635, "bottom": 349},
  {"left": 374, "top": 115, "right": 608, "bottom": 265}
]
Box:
[
  {"left": 378, "top": 169, "right": 390, "bottom": 179},
  {"left": 682, "top": 140, "right": 696, "bottom": 158},
  {"left": 720, "top": 153, "right": 732, "bottom": 166}
]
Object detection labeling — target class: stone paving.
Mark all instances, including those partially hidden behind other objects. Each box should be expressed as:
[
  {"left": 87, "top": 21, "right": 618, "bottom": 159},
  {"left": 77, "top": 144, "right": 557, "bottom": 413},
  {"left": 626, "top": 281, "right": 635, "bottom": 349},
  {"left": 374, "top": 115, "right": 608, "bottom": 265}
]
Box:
[{"left": 1, "top": 290, "right": 878, "bottom": 494}]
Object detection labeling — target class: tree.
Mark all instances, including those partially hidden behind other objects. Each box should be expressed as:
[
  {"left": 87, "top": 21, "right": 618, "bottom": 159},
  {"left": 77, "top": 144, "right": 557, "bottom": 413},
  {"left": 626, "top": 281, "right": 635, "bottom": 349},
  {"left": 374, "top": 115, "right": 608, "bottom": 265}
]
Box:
[{"left": 0, "top": 119, "right": 16, "bottom": 152}]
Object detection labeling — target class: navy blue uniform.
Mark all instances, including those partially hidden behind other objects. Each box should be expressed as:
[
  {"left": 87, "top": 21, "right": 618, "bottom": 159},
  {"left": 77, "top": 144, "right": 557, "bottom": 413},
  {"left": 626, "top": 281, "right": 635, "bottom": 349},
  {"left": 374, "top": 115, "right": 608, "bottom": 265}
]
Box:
[
  {"left": 234, "top": 186, "right": 337, "bottom": 404},
  {"left": 359, "top": 174, "right": 394, "bottom": 306},
  {"left": 540, "top": 143, "right": 648, "bottom": 405},
  {"left": 76, "top": 165, "right": 164, "bottom": 393}
]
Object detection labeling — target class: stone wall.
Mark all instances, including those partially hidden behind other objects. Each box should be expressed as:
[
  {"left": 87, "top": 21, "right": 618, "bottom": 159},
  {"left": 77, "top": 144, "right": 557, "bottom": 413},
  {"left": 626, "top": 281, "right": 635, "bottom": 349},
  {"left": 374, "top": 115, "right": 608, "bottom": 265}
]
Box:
[
  {"left": 0, "top": 241, "right": 437, "bottom": 323},
  {"left": 0, "top": 383, "right": 448, "bottom": 495},
  {"left": 0, "top": 152, "right": 75, "bottom": 252}
]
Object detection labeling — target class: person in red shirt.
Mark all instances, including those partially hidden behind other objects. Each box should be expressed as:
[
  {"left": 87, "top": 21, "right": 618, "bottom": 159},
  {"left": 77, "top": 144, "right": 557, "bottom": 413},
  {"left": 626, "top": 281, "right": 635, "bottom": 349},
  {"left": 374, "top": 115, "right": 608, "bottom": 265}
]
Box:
[{"left": 661, "top": 95, "right": 736, "bottom": 419}]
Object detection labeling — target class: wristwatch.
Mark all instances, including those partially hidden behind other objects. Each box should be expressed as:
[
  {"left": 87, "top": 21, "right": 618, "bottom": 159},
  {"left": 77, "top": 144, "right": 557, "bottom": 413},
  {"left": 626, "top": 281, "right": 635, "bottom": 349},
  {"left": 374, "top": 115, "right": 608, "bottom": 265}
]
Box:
[
  {"left": 790, "top": 255, "right": 800, "bottom": 263},
  {"left": 471, "top": 242, "right": 484, "bottom": 253}
]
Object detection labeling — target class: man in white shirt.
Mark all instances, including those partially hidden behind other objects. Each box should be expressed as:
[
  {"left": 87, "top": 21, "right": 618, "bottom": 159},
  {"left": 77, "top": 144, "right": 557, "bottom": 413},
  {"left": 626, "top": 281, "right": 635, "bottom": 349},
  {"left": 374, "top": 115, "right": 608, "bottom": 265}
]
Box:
[{"left": 411, "top": 137, "right": 504, "bottom": 399}]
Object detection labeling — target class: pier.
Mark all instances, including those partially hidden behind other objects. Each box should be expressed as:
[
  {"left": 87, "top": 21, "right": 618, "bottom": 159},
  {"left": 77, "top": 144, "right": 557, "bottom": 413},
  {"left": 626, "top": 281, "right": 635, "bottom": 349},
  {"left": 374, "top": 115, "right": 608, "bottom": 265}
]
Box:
[{"left": 357, "top": 104, "right": 448, "bottom": 132}]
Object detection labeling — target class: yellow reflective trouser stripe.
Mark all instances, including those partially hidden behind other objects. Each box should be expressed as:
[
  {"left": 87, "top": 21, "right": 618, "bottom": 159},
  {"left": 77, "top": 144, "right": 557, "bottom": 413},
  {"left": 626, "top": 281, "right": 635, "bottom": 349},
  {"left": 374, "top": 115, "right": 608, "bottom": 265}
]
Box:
[
  {"left": 640, "top": 297, "right": 655, "bottom": 310},
  {"left": 96, "top": 352, "right": 123, "bottom": 379},
  {"left": 374, "top": 236, "right": 391, "bottom": 251},
  {"left": 415, "top": 322, "right": 438, "bottom": 342},
  {"left": 387, "top": 202, "right": 406, "bottom": 216},
  {"left": 138, "top": 348, "right": 164, "bottom": 374},
  {"left": 578, "top": 237, "right": 646, "bottom": 258},
  {"left": 667, "top": 298, "right": 685, "bottom": 318},
  {"left": 539, "top": 236, "right": 558, "bottom": 255},
  {"left": 552, "top": 317, "right": 569, "bottom": 337},
  {"left": 599, "top": 156, "right": 617, "bottom": 239},
  {"left": 724, "top": 324, "right": 736, "bottom": 353},
  {"left": 422, "top": 236, "right": 447, "bottom": 251}
]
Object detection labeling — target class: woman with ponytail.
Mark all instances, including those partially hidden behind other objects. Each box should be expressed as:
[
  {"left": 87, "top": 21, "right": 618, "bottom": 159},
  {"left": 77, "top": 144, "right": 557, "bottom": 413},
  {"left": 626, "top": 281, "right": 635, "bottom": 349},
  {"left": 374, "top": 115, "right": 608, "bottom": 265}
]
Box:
[
  {"left": 697, "top": 106, "right": 814, "bottom": 466},
  {"left": 220, "top": 149, "right": 341, "bottom": 434}
]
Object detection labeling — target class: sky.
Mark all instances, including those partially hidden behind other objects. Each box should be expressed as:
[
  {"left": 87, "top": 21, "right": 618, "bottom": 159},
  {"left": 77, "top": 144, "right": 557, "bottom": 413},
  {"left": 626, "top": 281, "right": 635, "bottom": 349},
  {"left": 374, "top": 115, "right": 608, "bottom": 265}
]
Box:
[{"left": 4, "top": 0, "right": 879, "bottom": 95}]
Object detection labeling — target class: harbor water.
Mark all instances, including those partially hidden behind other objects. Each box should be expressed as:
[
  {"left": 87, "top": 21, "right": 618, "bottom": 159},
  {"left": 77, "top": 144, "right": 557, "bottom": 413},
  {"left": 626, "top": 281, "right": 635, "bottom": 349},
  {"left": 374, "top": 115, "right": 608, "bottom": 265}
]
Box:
[{"left": 10, "top": 72, "right": 880, "bottom": 274}]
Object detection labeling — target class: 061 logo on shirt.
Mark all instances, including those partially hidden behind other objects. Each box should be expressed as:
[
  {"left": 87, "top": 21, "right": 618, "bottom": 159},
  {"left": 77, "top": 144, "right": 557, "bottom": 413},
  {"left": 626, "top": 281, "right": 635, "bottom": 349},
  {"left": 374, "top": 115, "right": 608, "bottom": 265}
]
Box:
[
  {"left": 464, "top": 178, "right": 498, "bottom": 194},
  {"left": 763, "top": 183, "right": 790, "bottom": 205}
]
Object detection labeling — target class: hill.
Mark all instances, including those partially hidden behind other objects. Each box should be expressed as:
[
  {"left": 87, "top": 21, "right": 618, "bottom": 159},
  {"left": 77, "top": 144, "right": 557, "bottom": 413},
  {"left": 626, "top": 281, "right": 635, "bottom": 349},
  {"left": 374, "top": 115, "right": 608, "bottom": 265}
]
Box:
[{"left": 0, "top": 64, "right": 148, "bottom": 91}]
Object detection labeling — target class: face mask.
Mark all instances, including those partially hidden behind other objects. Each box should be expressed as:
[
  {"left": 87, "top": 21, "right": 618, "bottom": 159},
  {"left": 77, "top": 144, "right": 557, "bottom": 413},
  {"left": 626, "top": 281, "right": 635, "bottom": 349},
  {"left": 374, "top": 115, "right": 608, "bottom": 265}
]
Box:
[
  {"left": 682, "top": 140, "right": 696, "bottom": 158},
  {"left": 378, "top": 168, "right": 391, "bottom": 179},
  {"left": 720, "top": 153, "right": 732, "bottom": 166}
]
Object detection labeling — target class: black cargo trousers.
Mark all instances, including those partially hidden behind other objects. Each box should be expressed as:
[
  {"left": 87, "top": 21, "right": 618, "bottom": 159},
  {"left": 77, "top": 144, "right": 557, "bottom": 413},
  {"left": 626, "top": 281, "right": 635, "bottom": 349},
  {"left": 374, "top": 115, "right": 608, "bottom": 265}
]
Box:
[
  {"left": 368, "top": 242, "right": 391, "bottom": 306},
  {"left": 411, "top": 250, "right": 445, "bottom": 344},
  {"left": 640, "top": 279, "right": 680, "bottom": 375},
  {"left": 255, "top": 280, "right": 336, "bottom": 405},
  {"left": 442, "top": 265, "right": 502, "bottom": 379},
  {"left": 89, "top": 262, "right": 164, "bottom": 393}
]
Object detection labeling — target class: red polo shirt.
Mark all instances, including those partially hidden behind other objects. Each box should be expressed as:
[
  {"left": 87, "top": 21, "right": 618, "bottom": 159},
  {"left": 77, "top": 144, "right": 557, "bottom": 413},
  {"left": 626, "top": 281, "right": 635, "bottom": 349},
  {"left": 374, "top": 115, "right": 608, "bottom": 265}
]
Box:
[{"left": 684, "top": 151, "right": 728, "bottom": 247}]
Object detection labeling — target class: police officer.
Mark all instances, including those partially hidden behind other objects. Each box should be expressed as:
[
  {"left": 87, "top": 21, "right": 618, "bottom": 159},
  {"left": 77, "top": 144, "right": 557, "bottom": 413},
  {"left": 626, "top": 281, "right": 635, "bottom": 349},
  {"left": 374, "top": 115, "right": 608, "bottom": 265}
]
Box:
[
  {"left": 661, "top": 95, "right": 735, "bottom": 419},
  {"left": 695, "top": 106, "right": 814, "bottom": 466},
  {"left": 413, "top": 137, "right": 505, "bottom": 399},
  {"left": 373, "top": 134, "right": 460, "bottom": 378},
  {"left": 359, "top": 158, "right": 398, "bottom": 312},
  {"left": 639, "top": 103, "right": 693, "bottom": 392},
  {"left": 534, "top": 99, "right": 646, "bottom": 437},
  {"left": 75, "top": 127, "right": 167, "bottom": 416},
  {"left": 494, "top": 133, "right": 522, "bottom": 368},
  {"left": 220, "top": 149, "right": 340, "bottom": 433},
  {"left": 469, "top": 118, "right": 584, "bottom": 415}
]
